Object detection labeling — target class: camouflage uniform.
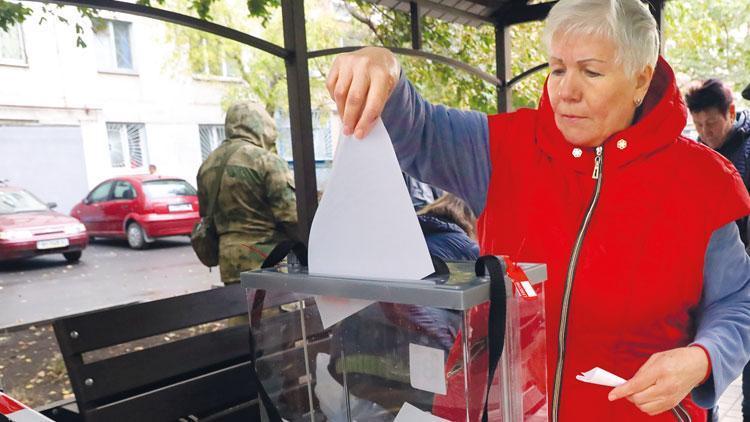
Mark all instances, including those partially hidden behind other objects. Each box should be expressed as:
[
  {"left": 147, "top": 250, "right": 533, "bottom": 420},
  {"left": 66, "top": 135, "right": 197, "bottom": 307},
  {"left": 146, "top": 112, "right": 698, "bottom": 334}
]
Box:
[{"left": 197, "top": 102, "right": 299, "bottom": 284}]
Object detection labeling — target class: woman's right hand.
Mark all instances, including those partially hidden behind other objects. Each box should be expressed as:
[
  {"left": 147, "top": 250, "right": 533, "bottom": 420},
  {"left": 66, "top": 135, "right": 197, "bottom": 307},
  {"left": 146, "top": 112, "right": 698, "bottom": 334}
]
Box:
[{"left": 326, "top": 47, "right": 401, "bottom": 139}]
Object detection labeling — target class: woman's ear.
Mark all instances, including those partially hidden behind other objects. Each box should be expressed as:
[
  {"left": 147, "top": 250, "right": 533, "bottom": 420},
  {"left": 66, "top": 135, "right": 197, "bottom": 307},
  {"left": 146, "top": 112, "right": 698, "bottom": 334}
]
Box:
[{"left": 635, "top": 64, "right": 655, "bottom": 101}]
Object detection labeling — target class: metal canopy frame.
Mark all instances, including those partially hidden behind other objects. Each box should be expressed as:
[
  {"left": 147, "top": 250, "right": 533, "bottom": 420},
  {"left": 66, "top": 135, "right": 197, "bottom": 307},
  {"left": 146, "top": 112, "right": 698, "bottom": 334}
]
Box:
[{"left": 28, "top": 0, "right": 664, "bottom": 241}]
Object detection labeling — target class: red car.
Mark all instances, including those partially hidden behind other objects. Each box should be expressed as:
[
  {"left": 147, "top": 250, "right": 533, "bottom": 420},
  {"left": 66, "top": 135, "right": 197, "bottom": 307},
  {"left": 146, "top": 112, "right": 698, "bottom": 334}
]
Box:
[
  {"left": 0, "top": 186, "right": 88, "bottom": 262},
  {"left": 71, "top": 175, "right": 200, "bottom": 249}
]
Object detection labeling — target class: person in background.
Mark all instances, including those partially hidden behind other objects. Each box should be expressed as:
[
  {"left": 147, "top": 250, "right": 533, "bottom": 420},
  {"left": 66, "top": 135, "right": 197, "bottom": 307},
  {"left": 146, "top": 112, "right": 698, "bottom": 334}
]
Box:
[
  {"left": 148, "top": 164, "right": 157, "bottom": 175},
  {"left": 686, "top": 79, "right": 750, "bottom": 245},
  {"left": 686, "top": 80, "right": 750, "bottom": 422},
  {"left": 196, "top": 102, "right": 299, "bottom": 284},
  {"left": 417, "top": 193, "right": 479, "bottom": 261}
]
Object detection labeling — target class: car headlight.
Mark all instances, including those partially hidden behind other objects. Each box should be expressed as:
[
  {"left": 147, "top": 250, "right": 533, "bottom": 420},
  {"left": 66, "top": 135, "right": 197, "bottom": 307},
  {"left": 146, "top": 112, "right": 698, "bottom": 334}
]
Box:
[
  {"left": 0, "top": 230, "right": 34, "bottom": 240},
  {"left": 64, "top": 223, "right": 87, "bottom": 234}
]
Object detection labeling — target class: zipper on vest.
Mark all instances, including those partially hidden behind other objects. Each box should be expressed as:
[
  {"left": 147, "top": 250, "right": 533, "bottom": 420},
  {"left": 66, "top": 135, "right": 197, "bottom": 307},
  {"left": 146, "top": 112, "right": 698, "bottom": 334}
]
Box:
[
  {"left": 552, "top": 145, "right": 604, "bottom": 422},
  {"left": 671, "top": 403, "right": 692, "bottom": 422}
]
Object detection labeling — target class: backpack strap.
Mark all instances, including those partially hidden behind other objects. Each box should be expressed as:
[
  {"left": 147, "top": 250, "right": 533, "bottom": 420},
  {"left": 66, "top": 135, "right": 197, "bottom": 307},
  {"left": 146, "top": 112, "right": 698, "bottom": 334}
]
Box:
[{"left": 205, "top": 141, "right": 244, "bottom": 221}]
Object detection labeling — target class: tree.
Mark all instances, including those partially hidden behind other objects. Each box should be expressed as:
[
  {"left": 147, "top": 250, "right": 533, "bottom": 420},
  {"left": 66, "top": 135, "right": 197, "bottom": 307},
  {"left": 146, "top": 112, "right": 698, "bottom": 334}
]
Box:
[
  {"left": 345, "top": 0, "right": 547, "bottom": 113},
  {"left": 5, "top": 0, "right": 747, "bottom": 110},
  {"left": 0, "top": 0, "right": 547, "bottom": 113},
  {"left": 161, "top": 0, "right": 365, "bottom": 113},
  {"left": 663, "top": 0, "right": 750, "bottom": 107}
]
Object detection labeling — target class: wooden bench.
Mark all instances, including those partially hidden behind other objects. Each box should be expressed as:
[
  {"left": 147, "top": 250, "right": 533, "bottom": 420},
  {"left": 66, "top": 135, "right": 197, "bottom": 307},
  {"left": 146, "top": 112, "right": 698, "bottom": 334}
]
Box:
[{"left": 51, "top": 284, "right": 329, "bottom": 422}]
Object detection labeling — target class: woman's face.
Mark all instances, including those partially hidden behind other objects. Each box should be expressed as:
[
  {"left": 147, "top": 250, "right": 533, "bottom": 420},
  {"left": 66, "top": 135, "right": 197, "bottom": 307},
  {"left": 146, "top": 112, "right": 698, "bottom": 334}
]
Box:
[{"left": 547, "top": 32, "right": 652, "bottom": 147}]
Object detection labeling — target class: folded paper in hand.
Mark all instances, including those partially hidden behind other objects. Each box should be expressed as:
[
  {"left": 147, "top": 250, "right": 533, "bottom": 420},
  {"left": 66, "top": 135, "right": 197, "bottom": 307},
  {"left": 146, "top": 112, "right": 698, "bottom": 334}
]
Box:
[{"left": 575, "top": 367, "right": 627, "bottom": 387}]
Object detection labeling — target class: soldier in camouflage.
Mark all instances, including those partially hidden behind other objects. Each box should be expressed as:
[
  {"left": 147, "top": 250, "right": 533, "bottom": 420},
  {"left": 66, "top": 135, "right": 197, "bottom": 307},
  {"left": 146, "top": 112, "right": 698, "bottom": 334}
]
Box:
[{"left": 197, "top": 102, "right": 299, "bottom": 284}]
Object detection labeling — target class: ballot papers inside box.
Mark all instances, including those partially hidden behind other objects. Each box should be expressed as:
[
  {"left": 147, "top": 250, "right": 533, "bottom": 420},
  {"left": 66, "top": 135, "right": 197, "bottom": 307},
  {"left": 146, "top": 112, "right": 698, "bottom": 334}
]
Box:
[{"left": 241, "top": 260, "right": 549, "bottom": 422}]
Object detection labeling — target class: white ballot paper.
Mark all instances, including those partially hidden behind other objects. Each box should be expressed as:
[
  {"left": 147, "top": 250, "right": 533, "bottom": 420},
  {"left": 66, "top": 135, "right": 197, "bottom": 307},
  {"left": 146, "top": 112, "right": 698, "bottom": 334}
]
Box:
[
  {"left": 576, "top": 367, "right": 627, "bottom": 387},
  {"left": 394, "top": 402, "right": 450, "bottom": 422},
  {"left": 308, "top": 119, "right": 434, "bottom": 328}
]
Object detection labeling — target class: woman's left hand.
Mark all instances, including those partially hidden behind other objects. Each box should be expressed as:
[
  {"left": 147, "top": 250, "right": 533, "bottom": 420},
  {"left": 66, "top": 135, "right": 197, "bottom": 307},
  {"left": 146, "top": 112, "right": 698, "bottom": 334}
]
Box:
[{"left": 607, "top": 346, "right": 709, "bottom": 416}]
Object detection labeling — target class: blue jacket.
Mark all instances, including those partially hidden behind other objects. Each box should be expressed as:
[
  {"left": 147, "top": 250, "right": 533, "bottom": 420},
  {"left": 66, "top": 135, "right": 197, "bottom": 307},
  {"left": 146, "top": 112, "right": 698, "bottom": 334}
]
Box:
[
  {"left": 418, "top": 214, "right": 479, "bottom": 261},
  {"left": 708, "top": 109, "right": 750, "bottom": 244}
]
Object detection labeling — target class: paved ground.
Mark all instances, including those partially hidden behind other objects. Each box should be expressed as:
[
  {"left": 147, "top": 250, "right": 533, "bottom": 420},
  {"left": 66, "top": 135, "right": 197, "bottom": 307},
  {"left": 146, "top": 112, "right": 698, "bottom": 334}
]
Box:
[{"left": 0, "top": 236, "right": 219, "bottom": 330}]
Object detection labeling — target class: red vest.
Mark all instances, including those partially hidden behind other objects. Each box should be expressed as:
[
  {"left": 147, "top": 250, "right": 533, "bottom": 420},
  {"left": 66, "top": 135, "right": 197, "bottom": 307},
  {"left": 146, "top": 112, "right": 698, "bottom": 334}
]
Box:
[{"left": 478, "top": 58, "right": 750, "bottom": 421}]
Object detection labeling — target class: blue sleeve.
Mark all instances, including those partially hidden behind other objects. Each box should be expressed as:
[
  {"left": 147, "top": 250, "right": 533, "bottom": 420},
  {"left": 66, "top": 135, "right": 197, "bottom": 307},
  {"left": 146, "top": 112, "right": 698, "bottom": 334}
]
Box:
[
  {"left": 691, "top": 222, "right": 750, "bottom": 407},
  {"left": 381, "top": 72, "right": 491, "bottom": 216}
]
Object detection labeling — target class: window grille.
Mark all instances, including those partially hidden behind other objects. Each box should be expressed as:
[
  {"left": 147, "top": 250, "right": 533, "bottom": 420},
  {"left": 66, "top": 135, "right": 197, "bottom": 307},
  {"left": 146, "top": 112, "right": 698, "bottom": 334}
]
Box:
[
  {"left": 199, "top": 125, "right": 225, "bottom": 161},
  {"left": 106, "top": 123, "right": 148, "bottom": 169}
]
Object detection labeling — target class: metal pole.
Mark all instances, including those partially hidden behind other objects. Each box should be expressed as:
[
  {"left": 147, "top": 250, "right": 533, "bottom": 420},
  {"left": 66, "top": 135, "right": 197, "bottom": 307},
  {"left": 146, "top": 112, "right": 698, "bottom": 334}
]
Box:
[
  {"left": 281, "top": 0, "right": 317, "bottom": 243},
  {"left": 648, "top": 0, "right": 665, "bottom": 55},
  {"left": 410, "top": 2, "right": 422, "bottom": 50},
  {"left": 495, "top": 25, "right": 512, "bottom": 113}
]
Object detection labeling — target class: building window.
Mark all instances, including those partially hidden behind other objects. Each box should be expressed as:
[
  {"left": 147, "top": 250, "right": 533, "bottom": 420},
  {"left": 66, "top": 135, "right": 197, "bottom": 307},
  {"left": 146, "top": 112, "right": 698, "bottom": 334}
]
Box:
[
  {"left": 199, "top": 124, "right": 225, "bottom": 161},
  {"left": 106, "top": 123, "right": 148, "bottom": 169},
  {"left": 94, "top": 19, "right": 134, "bottom": 71},
  {"left": 275, "top": 109, "right": 334, "bottom": 162},
  {"left": 0, "top": 24, "right": 27, "bottom": 64},
  {"left": 192, "top": 38, "right": 240, "bottom": 78}
]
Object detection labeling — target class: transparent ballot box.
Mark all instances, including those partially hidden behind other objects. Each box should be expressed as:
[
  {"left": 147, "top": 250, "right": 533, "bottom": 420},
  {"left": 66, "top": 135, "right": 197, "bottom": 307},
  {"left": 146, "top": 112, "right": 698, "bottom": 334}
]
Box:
[{"left": 241, "top": 261, "right": 548, "bottom": 422}]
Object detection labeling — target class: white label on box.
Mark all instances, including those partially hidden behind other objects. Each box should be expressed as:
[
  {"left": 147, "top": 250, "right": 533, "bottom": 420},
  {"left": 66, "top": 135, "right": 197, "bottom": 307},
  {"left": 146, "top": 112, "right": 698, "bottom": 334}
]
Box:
[
  {"left": 409, "top": 343, "right": 447, "bottom": 395},
  {"left": 394, "top": 402, "right": 450, "bottom": 422}
]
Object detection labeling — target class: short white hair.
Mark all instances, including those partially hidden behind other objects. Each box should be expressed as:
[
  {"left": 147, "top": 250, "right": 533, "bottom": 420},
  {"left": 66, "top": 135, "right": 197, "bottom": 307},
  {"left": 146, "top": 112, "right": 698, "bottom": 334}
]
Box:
[{"left": 542, "top": 0, "right": 659, "bottom": 78}]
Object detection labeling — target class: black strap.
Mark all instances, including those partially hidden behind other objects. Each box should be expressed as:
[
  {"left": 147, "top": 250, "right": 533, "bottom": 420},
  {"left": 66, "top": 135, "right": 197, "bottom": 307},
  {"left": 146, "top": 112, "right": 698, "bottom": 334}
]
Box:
[
  {"left": 261, "top": 241, "right": 308, "bottom": 268},
  {"left": 475, "top": 255, "right": 507, "bottom": 422},
  {"left": 247, "top": 326, "right": 282, "bottom": 422},
  {"left": 422, "top": 255, "right": 450, "bottom": 279},
  {"left": 205, "top": 142, "right": 243, "bottom": 220},
  {"left": 245, "top": 241, "right": 309, "bottom": 422}
]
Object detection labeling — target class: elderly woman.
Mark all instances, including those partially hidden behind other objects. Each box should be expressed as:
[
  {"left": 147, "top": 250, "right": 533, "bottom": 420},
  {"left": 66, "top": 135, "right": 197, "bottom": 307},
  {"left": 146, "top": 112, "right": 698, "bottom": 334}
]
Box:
[{"left": 326, "top": 0, "right": 750, "bottom": 420}]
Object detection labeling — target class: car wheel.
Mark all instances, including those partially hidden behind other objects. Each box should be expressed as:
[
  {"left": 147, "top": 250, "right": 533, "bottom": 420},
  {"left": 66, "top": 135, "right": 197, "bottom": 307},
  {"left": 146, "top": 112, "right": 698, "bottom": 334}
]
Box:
[
  {"left": 63, "top": 251, "right": 82, "bottom": 262},
  {"left": 127, "top": 222, "right": 147, "bottom": 249}
]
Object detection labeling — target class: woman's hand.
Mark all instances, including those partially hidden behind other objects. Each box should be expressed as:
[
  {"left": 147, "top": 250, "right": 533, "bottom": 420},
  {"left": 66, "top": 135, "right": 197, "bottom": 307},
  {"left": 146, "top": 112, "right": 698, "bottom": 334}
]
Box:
[
  {"left": 608, "top": 346, "right": 709, "bottom": 415},
  {"left": 326, "top": 47, "right": 400, "bottom": 139}
]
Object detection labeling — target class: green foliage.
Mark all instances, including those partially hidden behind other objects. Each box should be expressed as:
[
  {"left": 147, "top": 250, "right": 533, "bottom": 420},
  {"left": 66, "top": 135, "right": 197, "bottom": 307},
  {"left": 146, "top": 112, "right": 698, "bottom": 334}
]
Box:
[
  {"left": 163, "top": 0, "right": 356, "bottom": 113},
  {"left": 7, "top": 0, "right": 748, "bottom": 112},
  {"left": 345, "top": 0, "right": 547, "bottom": 113},
  {"left": 246, "top": 0, "right": 279, "bottom": 24},
  {"left": 663, "top": 0, "right": 750, "bottom": 108},
  {"left": 510, "top": 21, "right": 548, "bottom": 110},
  {"left": 0, "top": 1, "right": 31, "bottom": 32},
  {"left": 1, "top": 1, "right": 97, "bottom": 47},
  {"left": 347, "top": 0, "right": 496, "bottom": 113}
]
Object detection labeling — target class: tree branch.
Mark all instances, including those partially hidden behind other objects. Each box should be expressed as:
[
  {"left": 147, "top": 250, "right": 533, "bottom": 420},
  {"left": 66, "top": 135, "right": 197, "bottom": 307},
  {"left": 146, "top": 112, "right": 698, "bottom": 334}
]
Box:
[{"left": 344, "top": 2, "right": 386, "bottom": 46}]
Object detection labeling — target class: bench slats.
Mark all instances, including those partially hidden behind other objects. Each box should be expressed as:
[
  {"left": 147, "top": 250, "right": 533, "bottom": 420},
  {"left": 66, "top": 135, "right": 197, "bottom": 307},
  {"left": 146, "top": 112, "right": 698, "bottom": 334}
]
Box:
[
  {"left": 73, "top": 306, "right": 327, "bottom": 405},
  {"left": 54, "top": 285, "right": 248, "bottom": 355},
  {"left": 53, "top": 284, "right": 335, "bottom": 421},
  {"left": 83, "top": 338, "right": 330, "bottom": 422},
  {"left": 84, "top": 361, "right": 257, "bottom": 422}
]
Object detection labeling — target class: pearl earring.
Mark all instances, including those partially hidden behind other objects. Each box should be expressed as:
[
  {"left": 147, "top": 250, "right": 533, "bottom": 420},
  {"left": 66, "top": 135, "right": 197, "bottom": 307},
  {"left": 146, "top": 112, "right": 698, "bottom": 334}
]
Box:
[{"left": 635, "top": 97, "right": 643, "bottom": 106}]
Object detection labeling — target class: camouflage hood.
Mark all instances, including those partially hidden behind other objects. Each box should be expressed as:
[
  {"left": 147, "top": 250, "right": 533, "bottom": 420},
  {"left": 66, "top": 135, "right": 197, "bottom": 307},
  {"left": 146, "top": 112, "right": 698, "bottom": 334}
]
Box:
[{"left": 224, "top": 102, "right": 278, "bottom": 153}]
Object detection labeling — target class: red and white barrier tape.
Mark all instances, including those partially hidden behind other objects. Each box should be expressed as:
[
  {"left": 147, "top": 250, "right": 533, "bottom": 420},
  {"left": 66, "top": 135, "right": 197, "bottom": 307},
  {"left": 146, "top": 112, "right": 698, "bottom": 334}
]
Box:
[{"left": 0, "top": 393, "right": 54, "bottom": 422}]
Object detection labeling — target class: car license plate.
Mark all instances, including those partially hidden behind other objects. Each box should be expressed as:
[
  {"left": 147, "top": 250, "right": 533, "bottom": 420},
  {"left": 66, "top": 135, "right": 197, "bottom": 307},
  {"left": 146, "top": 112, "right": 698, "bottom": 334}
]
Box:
[
  {"left": 37, "top": 238, "right": 70, "bottom": 250},
  {"left": 168, "top": 203, "right": 193, "bottom": 212}
]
